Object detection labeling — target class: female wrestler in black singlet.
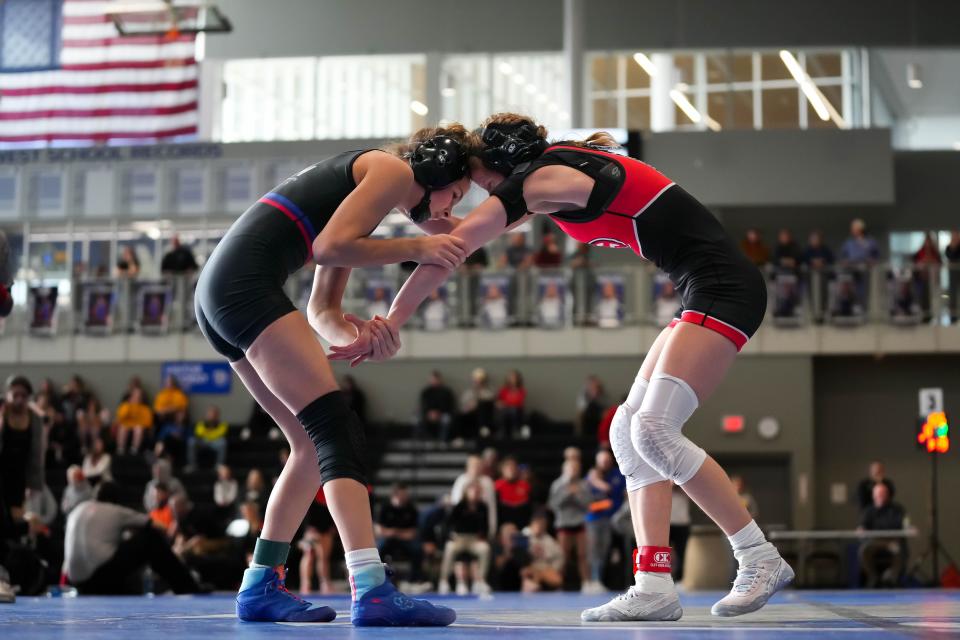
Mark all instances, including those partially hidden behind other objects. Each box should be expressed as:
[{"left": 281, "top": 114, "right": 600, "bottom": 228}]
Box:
[
  {"left": 332, "top": 114, "right": 793, "bottom": 622},
  {"left": 195, "top": 126, "right": 476, "bottom": 626}
]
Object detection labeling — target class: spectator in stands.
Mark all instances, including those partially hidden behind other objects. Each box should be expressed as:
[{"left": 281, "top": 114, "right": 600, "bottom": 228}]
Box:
[
  {"left": 76, "top": 395, "right": 109, "bottom": 454},
  {"left": 114, "top": 386, "right": 153, "bottom": 456},
  {"left": 149, "top": 483, "right": 175, "bottom": 534},
  {"left": 858, "top": 482, "right": 907, "bottom": 588},
  {"left": 537, "top": 281, "right": 564, "bottom": 328},
  {"left": 576, "top": 375, "right": 607, "bottom": 438},
  {"left": 451, "top": 455, "right": 498, "bottom": 539},
  {"left": 154, "top": 375, "right": 189, "bottom": 431},
  {"left": 36, "top": 387, "right": 78, "bottom": 468},
  {"left": 549, "top": 456, "right": 591, "bottom": 589},
  {"left": 913, "top": 232, "right": 942, "bottom": 321},
  {"left": 731, "top": 475, "right": 759, "bottom": 519},
  {"left": 244, "top": 468, "right": 269, "bottom": 518},
  {"left": 0, "top": 375, "right": 45, "bottom": 516},
  {"left": 802, "top": 230, "right": 835, "bottom": 270},
  {"left": 143, "top": 459, "right": 186, "bottom": 512},
  {"left": 840, "top": 218, "right": 880, "bottom": 265},
  {"left": 492, "top": 522, "right": 525, "bottom": 591},
  {"left": 340, "top": 375, "right": 367, "bottom": 424},
  {"left": 439, "top": 482, "right": 492, "bottom": 596},
  {"left": 122, "top": 375, "right": 149, "bottom": 403},
  {"left": 419, "top": 371, "right": 457, "bottom": 442},
  {"left": 160, "top": 234, "right": 198, "bottom": 275},
  {"left": 773, "top": 228, "right": 802, "bottom": 275},
  {"left": 367, "top": 286, "right": 391, "bottom": 318},
  {"left": 740, "top": 228, "right": 770, "bottom": 267},
  {"left": 459, "top": 368, "right": 496, "bottom": 439},
  {"left": 298, "top": 487, "right": 337, "bottom": 595},
  {"left": 64, "top": 481, "right": 203, "bottom": 595},
  {"left": 583, "top": 449, "right": 625, "bottom": 594},
  {"left": 60, "top": 375, "right": 90, "bottom": 433},
  {"left": 61, "top": 465, "right": 93, "bottom": 517},
  {"left": 520, "top": 509, "right": 563, "bottom": 592},
  {"left": 499, "top": 232, "right": 533, "bottom": 269},
  {"left": 23, "top": 484, "right": 57, "bottom": 529},
  {"left": 946, "top": 230, "right": 960, "bottom": 323},
  {"left": 534, "top": 229, "right": 564, "bottom": 268},
  {"left": 418, "top": 493, "right": 452, "bottom": 585},
  {"left": 376, "top": 483, "right": 424, "bottom": 584},
  {"left": 857, "top": 461, "right": 896, "bottom": 511},
  {"left": 81, "top": 437, "right": 112, "bottom": 485},
  {"left": 213, "top": 464, "right": 238, "bottom": 513},
  {"left": 495, "top": 457, "right": 532, "bottom": 530},
  {"left": 569, "top": 243, "right": 592, "bottom": 269},
  {"left": 496, "top": 370, "right": 527, "bottom": 439},
  {"left": 670, "top": 484, "right": 692, "bottom": 582},
  {"left": 596, "top": 280, "right": 623, "bottom": 328},
  {"left": 653, "top": 280, "right": 681, "bottom": 327},
  {"left": 187, "top": 405, "right": 228, "bottom": 469},
  {"left": 115, "top": 245, "right": 140, "bottom": 279},
  {"left": 480, "top": 447, "right": 500, "bottom": 480},
  {"left": 479, "top": 283, "right": 509, "bottom": 329}
]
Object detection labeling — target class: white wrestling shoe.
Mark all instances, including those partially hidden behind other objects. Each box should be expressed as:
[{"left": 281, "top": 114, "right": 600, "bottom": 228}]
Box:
[
  {"left": 711, "top": 556, "right": 794, "bottom": 617},
  {"left": 581, "top": 585, "right": 682, "bottom": 622}
]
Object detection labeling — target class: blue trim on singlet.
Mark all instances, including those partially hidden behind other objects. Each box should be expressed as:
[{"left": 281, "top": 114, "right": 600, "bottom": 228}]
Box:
[{"left": 262, "top": 192, "right": 318, "bottom": 240}]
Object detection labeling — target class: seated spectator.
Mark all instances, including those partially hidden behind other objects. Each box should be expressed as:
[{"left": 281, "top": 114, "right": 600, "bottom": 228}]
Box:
[
  {"left": 23, "top": 484, "right": 57, "bottom": 529},
  {"left": 115, "top": 246, "right": 140, "bottom": 279},
  {"left": 341, "top": 375, "right": 367, "bottom": 424},
  {"left": 244, "top": 469, "right": 269, "bottom": 518},
  {"left": 549, "top": 457, "right": 590, "bottom": 589},
  {"left": 596, "top": 281, "right": 623, "bottom": 328},
  {"left": 299, "top": 487, "right": 337, "bottom": 595},
  {"left": 731, "top": 475, "right": 759, "bottom": 519},
  {"left": 479, "top": 283, "right": 509, "bottom": 329},
  {"left": 492, "top": 522, "right": 526, "bottom": 592},
  {"left": 740, "top": 228, "right": 770, "bottom": 267},
  {"left": 154, "top": 376, "right": 189, "bottom": 459},
  {"left": 584, "top": 449, "right": 625, "bottom": 594},
  {"left": 494, "top": 457, "right": 532, "bottom": 530},
  {"left": 858, "top": 483, "right": 907, "bottom": 587},
  {"left": 76, "top": 395, "right": 109, "bottom": 454},
  {"left": 36, "top": 388, "right": 79, "bottom": 468},
  {"left": 773, "top": 228, "right": 802, "bottom": 274},
  {"left": 496, "top": 370, "right": 527, "bottom": 439},
  {"left": 857, "top": 461, "right": 895, "bottom": 511},
  {"left": 81, "top": 437, "right": 112, "bottom": 485},
  {"left": 160, "top": 234, "right": 198, "bottom": 275},
  {"left": 831, "top": 276, "right": 865, "bottom": 319},
  {"left": 61, "top": 465, "right": 93, "bottom": 517},
  {"left": 114, "top": 387, "right": 153, "bottom": 455},
  {"left": 422, "top": 288, "right": 450, "bottom": 331},
  {"left": 122, "top": 375, "right": 149, "bottom": 403},
  {"left": 213, "top": 464, "right": 239, "bottom": 514},
  {"left": 188, "top": 405, "right": 229, "bottom": 469},
  {"left": 419, "top": 371, "right": 457, "bottom": 442},
  {"left": 480, "top": 447, "right": 500, "bottom": 481},
  {"left": 773, "top": 274, "right": 802, "bottom": 320},
  {"left": 451, "top": 455, "right": 497, "bottom": 539},
  {"left": 149, "top": 483, "right": 175, "bottom": 532},
  {"left": 499, "top": 232, "right": 532, "bottom": 269},
  {"left": 803, "top": 230, "right": 835, "bottom": 270},
  {"left": 439, "top": 482, "right": 491, "bottom": 596},
  {"left": 376, "top": 483, "right": 424, "bottom": 584},
  {"left": 534, "top": 230, "right": 563, "bottom": 268},
  {"left": 60, "top": 375, "right": 90, "bottom": 438},
  {"left": 537, "top": 281, "right": 565, "bottom": 328},
  {"left": 576, "top": 375, "right": 607, "bottom": 438},
  {"left": 168, "top": 494, "right": 222, "bottom": 566},
  {"left": 840, "top": 218, "right": 880, "bottom": 265},
  {"left": 653, "top": 280, "right": 681, "bottom": 327},
  {"left": 367, "top": 286, "right": 391, "bottom": 318},
  {"left": 520, "top": 510, "right": 563, "bottom": 592},
  {"left": 143, "top": 459, "right": 186, "bottom": 512},
  {"left": 459, "top": 368, "right": 496, "bottom": 439},
  {"left": 0, "top": 375, "right": 45, "bottom": 516},
  {"left": 64, "top": 482, "right": 202, "bottom": 594}
]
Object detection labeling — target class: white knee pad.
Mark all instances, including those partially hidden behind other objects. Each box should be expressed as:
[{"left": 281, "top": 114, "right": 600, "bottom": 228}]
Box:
[
  {"left": 630, "top": 373, "right": 706, "bottom": 485},
  {"left": 609, "top": 404, "right": 665, "bottom": 492}
]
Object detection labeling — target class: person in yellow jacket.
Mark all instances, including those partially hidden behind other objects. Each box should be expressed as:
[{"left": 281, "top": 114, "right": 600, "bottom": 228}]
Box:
[
  {"left": 187, "top": 405, "right": 229, "bottom": 468},
  {"left": 154, "top": 376, "right": 189, "bottom": 426},
  {"left": 114, "top": 387, "right": 153, "bottom": 455}
]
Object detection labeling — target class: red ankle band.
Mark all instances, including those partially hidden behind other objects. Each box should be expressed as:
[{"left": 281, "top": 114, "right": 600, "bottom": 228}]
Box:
[{"left": 635, "top": 546, "right": 672, "bottom": 573}]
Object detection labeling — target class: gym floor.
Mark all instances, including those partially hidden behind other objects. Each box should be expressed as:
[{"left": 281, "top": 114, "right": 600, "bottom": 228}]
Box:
[{"left": 3, "top": 590, "right": 959, "bottom": 639}]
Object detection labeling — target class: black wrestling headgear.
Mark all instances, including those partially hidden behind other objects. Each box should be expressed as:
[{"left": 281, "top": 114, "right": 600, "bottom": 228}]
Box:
[
  {"left": 407, "top": 135, "right": 469, "bottom": 223},
  {"left": 477, "top": 121, "right": 548, "bottom": 176}
]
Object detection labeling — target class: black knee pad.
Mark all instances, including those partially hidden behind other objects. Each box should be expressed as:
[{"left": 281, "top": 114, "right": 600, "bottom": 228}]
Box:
[{"left": 296, "top": 390, "right": 368, "bottom": 485}]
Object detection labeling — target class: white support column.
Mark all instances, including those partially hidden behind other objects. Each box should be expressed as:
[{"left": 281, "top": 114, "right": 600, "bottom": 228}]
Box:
[
  {"left": 425, "top": 51, "right": 443, "bottom": 126},
  {"left": 650, "top": 54, "right": 676, "bottom": 132},
  {"left": 563, "top": 0, "right": 585, "bottom": 128}
]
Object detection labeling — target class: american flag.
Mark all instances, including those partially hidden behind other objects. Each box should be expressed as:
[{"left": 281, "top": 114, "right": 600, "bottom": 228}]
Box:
[{"left": 0, "top": 0, "right": 198, "bottom": 145}]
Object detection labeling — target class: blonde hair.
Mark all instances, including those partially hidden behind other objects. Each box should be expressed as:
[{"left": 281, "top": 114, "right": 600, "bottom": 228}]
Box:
[
  {"left": 478, "top": 112, "right": 621, "bottom": 150},
  {"left": 381, "top": 122, "right": 481, "bottom": 159}
]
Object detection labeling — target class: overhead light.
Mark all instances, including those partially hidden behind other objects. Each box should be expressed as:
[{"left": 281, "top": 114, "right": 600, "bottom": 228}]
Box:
[
  {"left": 907, "top": 63, "right": 923, "bottom": 89},
  {"left": 780, "top": 50, "right": 847, "bottom": 127},
  {"left": 498, "top": 62, "right": 513, "bottom": 75},
  {"left": 409, "top": 100, "right": 429, "bottom": 116},
  {"left": 440, "top": 87, "right": 456, "bottom": 97},
  {"left": 632, "top": 52, "right": 656, "bottom": 77},
  {"left": 669, "top": 86, "right": 722, "bottom": 131}
]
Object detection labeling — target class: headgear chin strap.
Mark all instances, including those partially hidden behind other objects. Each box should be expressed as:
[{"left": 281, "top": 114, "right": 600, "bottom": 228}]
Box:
[
  {"left": 478, "top": 122, "right": 548, "bottom": 176},
  {"left": 406, "top": 135, "right": 469, "bottom": 223}
]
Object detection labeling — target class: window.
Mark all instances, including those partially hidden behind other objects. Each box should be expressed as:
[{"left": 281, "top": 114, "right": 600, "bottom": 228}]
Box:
[{"left": 0, "top": 0, "right": 61, "bottom": 71}]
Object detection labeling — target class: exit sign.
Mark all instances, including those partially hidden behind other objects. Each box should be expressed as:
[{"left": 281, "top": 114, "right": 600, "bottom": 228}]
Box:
[{"left": 723, "top": 415, "right": 745, "bottom": 433}]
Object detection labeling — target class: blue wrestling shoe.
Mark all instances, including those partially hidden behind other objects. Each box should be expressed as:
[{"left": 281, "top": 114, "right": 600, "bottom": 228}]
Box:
[
  {"left": 236, "top": 566, "right": 336, "bottom": 622},
  {"left": 351, "top": 566, "right": 456, "bottom": 627}
]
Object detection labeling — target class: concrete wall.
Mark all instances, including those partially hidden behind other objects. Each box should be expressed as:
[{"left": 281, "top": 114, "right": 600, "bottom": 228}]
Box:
[{"left": 814, "top": 355, "right": 960, "bottom": 572}]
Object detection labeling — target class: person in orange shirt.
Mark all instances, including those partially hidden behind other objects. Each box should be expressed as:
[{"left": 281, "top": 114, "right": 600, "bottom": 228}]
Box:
[
  {"left": 148, "top": 483, "right": 174, "bottom": 533},
  {"left": 115, "top": 387, "right": 153, "bottom": 455}
]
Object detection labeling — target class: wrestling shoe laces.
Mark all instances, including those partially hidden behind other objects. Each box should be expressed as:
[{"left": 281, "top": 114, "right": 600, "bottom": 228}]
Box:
[
  {"left": 731, "top": 565, "right": 762, "bottom": 594},
  {"left": 274, "top": 566, "right": 305, "bottom": 603}
]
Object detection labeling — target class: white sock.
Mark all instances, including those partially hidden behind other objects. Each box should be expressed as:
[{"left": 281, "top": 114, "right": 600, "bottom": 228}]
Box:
[
  {"left": 634, "top": 570, "right": 675, "bottom": 594},
  {"left": 345, "top": 548, "right": 385, "bottom": 600},
  {"left": 728, "top": 521, "right": 779, "bottom": 563}
]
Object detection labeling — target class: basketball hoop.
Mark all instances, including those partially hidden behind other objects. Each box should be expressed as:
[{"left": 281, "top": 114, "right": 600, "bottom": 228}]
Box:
[{"left": 105, "top": 0, "right": 232, "bottom": 39}]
